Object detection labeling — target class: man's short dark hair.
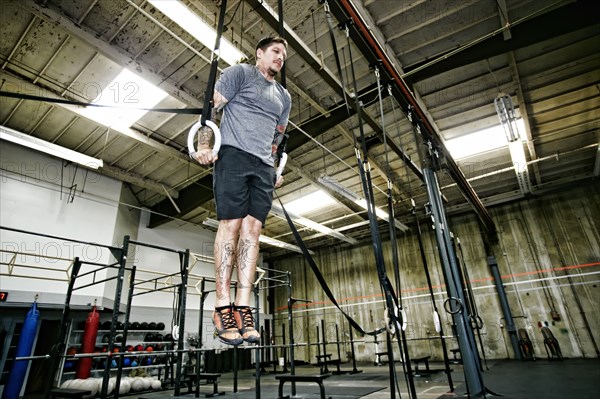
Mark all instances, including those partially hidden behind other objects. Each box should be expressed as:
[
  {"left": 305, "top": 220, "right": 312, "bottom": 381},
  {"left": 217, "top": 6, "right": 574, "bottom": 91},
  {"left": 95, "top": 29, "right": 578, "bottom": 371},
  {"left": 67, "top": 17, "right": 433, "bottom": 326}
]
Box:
[{"left": 255, "top": 36, "right": 288, "bottom": 52}]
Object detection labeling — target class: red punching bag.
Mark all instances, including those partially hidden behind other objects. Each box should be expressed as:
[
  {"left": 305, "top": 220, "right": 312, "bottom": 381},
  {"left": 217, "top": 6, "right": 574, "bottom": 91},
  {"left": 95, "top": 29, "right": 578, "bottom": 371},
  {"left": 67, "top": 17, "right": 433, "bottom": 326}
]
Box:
[{"left": 75, "top": 305, "right": 100, "bottom": 379}]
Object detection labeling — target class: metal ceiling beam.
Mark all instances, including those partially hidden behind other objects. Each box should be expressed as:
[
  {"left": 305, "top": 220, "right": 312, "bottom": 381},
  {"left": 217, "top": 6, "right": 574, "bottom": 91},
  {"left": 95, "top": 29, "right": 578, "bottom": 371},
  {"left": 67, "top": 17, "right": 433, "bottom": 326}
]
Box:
[
  {"left": 286, "top": 83, "right": 424, "bottom": 182},
  {"left": 17, "top": 0, "right": 204, "bottom": 107},
  {"left": 149, "top": 174, "right": 214, "bottom": 227},
  {"left": 330, "top": 0, "right": 495, "bottom": 232},
  {"left": 285, "top": 158, "right": 409, "bottom": 231},
  {"left": 402, "top": 0, "right": 599, "bottom": 83}
]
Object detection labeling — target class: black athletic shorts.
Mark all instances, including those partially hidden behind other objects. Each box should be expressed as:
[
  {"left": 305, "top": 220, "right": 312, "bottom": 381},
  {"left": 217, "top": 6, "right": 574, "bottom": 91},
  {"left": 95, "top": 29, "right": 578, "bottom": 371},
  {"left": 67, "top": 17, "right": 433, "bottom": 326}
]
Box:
[{"left": 213, "top": 145, "right": 275, "bottom": 224}]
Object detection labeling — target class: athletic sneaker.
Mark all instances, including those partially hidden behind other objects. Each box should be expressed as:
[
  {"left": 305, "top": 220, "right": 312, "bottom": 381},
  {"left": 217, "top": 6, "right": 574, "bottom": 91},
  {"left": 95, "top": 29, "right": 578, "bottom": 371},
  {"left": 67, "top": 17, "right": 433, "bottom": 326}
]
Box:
[
  {"left": 234, "top": 306, "right": 261, "bottom": 343},
  {"left": 213, "top": 305, "right": 243, "bottom": 346}
]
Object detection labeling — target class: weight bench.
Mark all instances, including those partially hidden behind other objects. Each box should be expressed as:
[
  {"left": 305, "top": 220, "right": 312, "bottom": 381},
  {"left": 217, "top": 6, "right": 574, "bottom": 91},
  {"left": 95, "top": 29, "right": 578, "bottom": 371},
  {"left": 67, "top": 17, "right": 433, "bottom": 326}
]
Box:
[
  {"left": 411, "top": 356, "right": 431, "bottom": 377},
  {"left": 50, "top": 388, "right": 92, "bottom": 399},
  {"left": 449, "top": 348, "right": 462, "bottom": 364},
  {"left": 316, "top": 358, "right": 342, "bottom": 374},
  {"left": 275, "top": 374, "right": 331, "bottom": 399},
  {"left": 186, "top": 372, "right": 224, "bottom": 397}
]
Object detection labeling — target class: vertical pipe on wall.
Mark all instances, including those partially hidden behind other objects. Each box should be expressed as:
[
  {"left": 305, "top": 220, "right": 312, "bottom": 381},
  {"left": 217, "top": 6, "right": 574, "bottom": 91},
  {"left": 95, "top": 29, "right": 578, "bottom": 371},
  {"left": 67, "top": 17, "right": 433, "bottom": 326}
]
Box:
[{"left": 488, "top": 256, "right": 521, "bottom": 360}]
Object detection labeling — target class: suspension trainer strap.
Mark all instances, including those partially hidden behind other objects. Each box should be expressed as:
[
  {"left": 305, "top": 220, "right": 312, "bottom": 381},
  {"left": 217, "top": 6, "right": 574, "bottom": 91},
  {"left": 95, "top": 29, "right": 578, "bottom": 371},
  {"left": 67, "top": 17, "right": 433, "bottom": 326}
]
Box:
[
  {"left": 344, "top": 24, "right": 410, "bottom": 399},
  {"left": 345, "top": 25, "right": 397, "bottom": 326},
  {"left": 201, "top": 0, "right": 228, "bottom": 125},
  {"left": 276, "top": 194, "right": 384, "bottom": 336},
  {"left": 277, "top": 0, "right": 286, "bottom": 87},
  {"left": 374, "top": 66, "right": 417, "bottom": 398},
  {"left": 323, "top": 0, "right": 350, "bottom": 115}
]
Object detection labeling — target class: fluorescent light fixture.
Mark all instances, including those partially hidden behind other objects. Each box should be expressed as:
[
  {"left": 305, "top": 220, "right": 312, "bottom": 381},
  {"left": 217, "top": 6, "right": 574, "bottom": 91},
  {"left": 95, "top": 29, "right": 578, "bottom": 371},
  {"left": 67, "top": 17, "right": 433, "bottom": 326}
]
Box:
[
  {"left": 202, "top": 218, "right": 314, "bottom": 255},
  {"left": 0, "top": 125, "right": 103, "bottom": 169},
  {"left": 74, "top": 68, "right": 168, "bottom": 131},
  {"left": 493, "top": 94, "right": 532, "bottom": 194},
  {"left": 318, "top": 175, "right": 409, "bottom": 231},
  {"left": 495, "top": 94, "right": 520, "bottom": 142},
  {"left": 445, "top": 119, "right": 526, "bottom": 160},
  {"left": 148, "top": 0, "right": 246, "bottom": 65},
  {"left": 270, "top": 203, "right": 358, "bottom": 244},
  {"left": 284, "top": 190, "right": 336, "bottom": 215}
]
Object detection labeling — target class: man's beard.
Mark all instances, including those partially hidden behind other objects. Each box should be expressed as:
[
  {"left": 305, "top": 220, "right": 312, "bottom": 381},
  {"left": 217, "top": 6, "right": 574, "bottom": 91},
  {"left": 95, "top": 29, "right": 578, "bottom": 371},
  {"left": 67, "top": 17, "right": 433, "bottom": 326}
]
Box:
[{"left": 268, "top": 67, "right": 279, "bottom": 76}]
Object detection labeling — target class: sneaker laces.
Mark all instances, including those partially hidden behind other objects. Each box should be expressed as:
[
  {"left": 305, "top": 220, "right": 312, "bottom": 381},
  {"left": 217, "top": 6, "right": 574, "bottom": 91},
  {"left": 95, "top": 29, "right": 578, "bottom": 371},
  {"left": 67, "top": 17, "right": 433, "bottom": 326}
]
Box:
[
  {"left": 218, "top": 307, "right": 238, "bottom": 329},
  {"left": 239, "top": 307, "right": 255, "bottom": 329}
]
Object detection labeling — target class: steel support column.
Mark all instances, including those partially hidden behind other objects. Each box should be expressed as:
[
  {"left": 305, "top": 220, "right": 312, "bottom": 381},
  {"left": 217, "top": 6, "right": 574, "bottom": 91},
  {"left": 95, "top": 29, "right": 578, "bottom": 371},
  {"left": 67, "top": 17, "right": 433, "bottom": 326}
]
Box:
[{"left": 423, "top": 167, "right": 485, "bottom": 396}]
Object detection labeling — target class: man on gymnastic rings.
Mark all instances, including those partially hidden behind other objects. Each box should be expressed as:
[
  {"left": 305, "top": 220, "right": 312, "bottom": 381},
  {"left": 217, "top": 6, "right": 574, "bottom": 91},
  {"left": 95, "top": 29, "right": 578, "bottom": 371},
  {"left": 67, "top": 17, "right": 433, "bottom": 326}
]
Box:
[{"left": 194, "top": 37, "right": 291, "bottom": 345}]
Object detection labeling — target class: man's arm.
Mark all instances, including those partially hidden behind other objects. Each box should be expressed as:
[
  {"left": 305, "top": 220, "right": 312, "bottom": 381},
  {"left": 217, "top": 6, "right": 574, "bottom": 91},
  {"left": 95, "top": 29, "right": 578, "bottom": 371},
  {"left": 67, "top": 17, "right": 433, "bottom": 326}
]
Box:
[{"left": 195, "top": 90, "right": 229, "bottom": 164}]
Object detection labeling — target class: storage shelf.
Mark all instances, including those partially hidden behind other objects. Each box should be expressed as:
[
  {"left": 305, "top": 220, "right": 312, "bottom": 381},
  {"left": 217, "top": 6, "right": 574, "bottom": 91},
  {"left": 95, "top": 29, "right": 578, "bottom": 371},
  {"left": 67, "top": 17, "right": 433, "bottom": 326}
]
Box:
[{"left": 62, "top": 364, "right": 166, "bottom": 375}]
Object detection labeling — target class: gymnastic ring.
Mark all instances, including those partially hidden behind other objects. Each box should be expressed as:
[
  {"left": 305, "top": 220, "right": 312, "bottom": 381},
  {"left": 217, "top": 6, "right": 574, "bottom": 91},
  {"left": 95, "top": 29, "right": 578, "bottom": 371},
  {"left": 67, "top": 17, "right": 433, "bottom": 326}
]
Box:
[
  {"left": 276, "top": 153, "right": 288, "bottom": 180},
  {"left": 470, "top": 315, "right": 484, "bottom": 330},
  {"left": 400, "top": 308, "right": 407, "bottom": 332},
  {"left": 433, "top": 310, "right": 441, "bottom": 333},
  {"left": 443, "top": 297, "right": 463, "bottom": 315},
  {"left": 187, "top": 120, "right": 221, "bottom": 160},
  {"left": 384, "top": 307, "right": 397, "bottom": 337}
]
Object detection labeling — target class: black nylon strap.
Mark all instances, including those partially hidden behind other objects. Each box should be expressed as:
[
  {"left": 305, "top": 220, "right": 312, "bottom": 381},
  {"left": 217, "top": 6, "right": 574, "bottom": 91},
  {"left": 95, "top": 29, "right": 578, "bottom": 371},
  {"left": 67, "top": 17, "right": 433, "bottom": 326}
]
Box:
[
  {"left": 201, "top": 0, "right": 229, "bottom": 124},
  {"left": 323, "top": 1, "right": 350, "bottom": 115},
  {"left": 0, "top": 91, "right": 202, "bottom": 114},
  {"left": 277, "top": 0, "right": 286, "bottom": 88},
  {"left": 276, "top": 194, "right": 384, "bottom": 336}
]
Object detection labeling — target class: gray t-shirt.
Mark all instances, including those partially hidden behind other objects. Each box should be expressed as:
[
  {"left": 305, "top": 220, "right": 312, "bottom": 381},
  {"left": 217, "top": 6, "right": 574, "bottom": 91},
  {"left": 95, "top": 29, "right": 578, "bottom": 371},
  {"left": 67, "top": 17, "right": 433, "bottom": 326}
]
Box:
[{"left": 215, "top": 63, "right": 291, "bottom": 166}]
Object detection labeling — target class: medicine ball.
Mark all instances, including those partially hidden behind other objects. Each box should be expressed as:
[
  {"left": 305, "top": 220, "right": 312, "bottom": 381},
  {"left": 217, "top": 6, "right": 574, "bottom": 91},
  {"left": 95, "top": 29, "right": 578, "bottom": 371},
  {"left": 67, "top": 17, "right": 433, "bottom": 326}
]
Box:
[
  {"left": 140, "top": 322, "right": 149, "bottom": 330},
  {"left": 148, "top": 322, "right": 158, "bottom": 330},
  {"left": 126, "top": 345, "right": 134, "bottom": 352},
  {"left": 156, "top": 322, "right": 165, "bottom": 330},
  {"left": 163, "top": 333, "right": 173, "bottom": 342},
  {"left": 144, "top": 332, "right": 155, "bottom": 342},
  {"left": 66, "top": 347, "right": 77, "bottom": 356},
  {"left": 130, "top": 358, "right": 139, "bottom": 367},
  {"left": 102, "top": 334, "right": 110, "bottom": 343},
  {"left": 135, "top": 344, "right": 144, "bottom": 352},
  {"left": 131, "top": 322, "right": 140, "bottom": 330},
  {"left": 123, "top": 357, "right": 131, "bottom": 367},
  {"left": 116, "top": 321, "right": 124, "bottom": 330},
  {"left": 155, "top": 344, "right": 165, "bottom": 351},
  {"left": 115, "top": 334, "right": 124, "bottom": 343},
  {"left": 145, "top": 345, "right": 154, "bottom": 352},
  {"left": 154, "top": 333, "right": 163, "bottom": 342},
  {"left": 101, "top": 321, "right": 112, "bottom": 330}
]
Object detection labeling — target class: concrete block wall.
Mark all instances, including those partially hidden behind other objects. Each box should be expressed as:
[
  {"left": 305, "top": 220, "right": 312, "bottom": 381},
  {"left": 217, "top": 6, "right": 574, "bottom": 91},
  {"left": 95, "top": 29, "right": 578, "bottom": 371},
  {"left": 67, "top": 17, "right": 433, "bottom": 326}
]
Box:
[{"left": 272, "top": 183, "right": 600, "bottom": 363}]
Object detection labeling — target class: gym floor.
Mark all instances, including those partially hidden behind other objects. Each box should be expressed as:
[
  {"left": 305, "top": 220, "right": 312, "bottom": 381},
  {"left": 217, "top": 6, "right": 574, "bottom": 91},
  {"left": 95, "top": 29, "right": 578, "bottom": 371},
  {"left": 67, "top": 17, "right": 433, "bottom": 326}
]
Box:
[{"left": 137, "top": 358, "right": 598, "bottom": 399}]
